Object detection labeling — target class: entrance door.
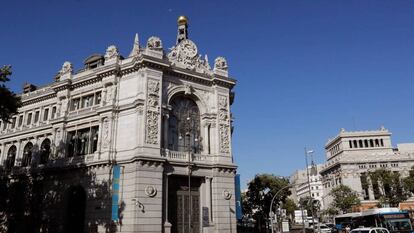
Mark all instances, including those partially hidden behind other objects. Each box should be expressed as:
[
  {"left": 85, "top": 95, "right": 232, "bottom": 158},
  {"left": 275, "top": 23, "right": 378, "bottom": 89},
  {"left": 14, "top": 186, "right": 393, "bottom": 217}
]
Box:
[
  {"left": 169, "top": 176, "right": 201, "bottom": 233},
  {"left": 64, "top": 186, "right": 86, "bottom": 233}
]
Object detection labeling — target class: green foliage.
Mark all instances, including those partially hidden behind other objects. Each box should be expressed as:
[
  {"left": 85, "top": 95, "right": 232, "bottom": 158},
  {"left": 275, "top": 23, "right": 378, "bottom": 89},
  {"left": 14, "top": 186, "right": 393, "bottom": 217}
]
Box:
[
  {"left": 403, "top": 166, "right": 414, "bottom": 194},
  {"left": 0, "top": 65, "right": 21, "bottom": 122},
  {"left": 299, "top": 196, "right": 320, "bottom": 217},
  {"left": 243, "top": 174, "right": 290, "bottom": 230},
  {"left": 369, "top": 168, "right": 408, "bottom": 207},
  {"left": 283, "top": 198, "right": 298, "bottom": 219},
  {"left": 330, "top": 184, "right": 360, "bottom": 213}
]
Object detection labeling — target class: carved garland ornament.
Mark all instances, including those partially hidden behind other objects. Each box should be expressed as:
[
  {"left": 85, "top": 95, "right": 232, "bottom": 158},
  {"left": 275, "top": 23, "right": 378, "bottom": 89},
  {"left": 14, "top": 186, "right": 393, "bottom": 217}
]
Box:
[
  {"left": 219, "top": 124, "right": 230, "bottom": 153},
  {"left": 145, "top": 80, "right": 160, "bottom": 144},
  {"left": 146, "top": 111, "right": 159, "bottom": 144}
]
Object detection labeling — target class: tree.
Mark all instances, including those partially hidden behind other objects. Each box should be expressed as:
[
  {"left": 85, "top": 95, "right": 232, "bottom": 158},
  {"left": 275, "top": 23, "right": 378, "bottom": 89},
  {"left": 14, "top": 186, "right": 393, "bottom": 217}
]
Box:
[
  {"left": 369, "top": 168, "right": 408, "bottom": 207},
  {"left": 299, "top": 196, "right": 320, "bottom": 219},
  {"left": 244, "top": 174, "right": 290, "bottom": 232},
  {"left": 282, "top": 198, "right": 298, "bottom": 220},
  {"left": 330, "top": 184, "right": 360, "bottom": 213},
  {"left": 0, "top": 65, "right": 21, "bottom": 122},
  {"left": 403, "top": 166, "right": 414, "bottom": 194}
]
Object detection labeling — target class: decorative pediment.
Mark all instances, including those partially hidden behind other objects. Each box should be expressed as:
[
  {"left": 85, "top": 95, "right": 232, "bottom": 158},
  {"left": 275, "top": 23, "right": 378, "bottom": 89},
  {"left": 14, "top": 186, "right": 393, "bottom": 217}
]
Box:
[{"left": 167, "top": 39, "right": 212, "bottom": 75}]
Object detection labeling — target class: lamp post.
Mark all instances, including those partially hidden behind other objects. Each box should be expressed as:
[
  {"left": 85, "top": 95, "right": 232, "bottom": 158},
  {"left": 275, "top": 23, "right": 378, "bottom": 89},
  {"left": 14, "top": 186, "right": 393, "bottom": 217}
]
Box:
[
  {"left": 269, "top": 181, "right": 309, "bottom": 233},
  {"left": 305, "top": 148, "right": 316, "bottom": 228}
]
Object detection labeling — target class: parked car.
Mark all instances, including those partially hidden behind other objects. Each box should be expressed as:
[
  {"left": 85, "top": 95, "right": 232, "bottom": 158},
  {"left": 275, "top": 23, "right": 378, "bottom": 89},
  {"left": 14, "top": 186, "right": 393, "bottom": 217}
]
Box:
[
  {"left": 314, "top": 224, "right": 332, "bottom": 233},
  {"left": 350, "top": 227, "right": 390, "bottom": 233}
]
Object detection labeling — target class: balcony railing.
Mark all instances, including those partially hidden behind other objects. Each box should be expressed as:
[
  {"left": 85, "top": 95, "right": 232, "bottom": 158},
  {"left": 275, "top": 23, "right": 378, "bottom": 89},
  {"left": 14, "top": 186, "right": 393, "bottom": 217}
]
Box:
[{"left": 162, "top": 149, "right": 209, "bottom": 162}]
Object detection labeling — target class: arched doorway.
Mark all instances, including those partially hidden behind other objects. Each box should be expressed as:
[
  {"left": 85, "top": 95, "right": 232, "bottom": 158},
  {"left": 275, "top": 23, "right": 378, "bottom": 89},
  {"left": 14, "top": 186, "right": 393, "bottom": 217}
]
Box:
[
  {"left": 22, "top": 142, "right": 33, "bottom": 167},
  {"left": 168, "top": 95, "right": 201, "bottom": 153},
  {"left": 64, "top": 185, "right": 86, "bottom": 233},
  {"left": 39, "top": 139, "right": 51, "bottom": 164}
]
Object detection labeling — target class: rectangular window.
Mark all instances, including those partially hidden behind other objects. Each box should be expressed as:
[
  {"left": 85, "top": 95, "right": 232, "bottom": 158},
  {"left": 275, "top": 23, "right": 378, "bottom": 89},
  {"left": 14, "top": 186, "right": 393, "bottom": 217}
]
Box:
[
  {"left": 81, "top": 95, "right": 94, "bottom": 108},
  {"left": 18, "top": 115, "right": 23, "bottom": 127},
  {"left": 51, "top": 106, "right": 56, "bottom": 119},
  {"left": 34, "top": 111, "right": 40, "bottom": 123},
  {"left": 67, "top": 126, "right": 99, "bottom": 157},
  {"left": 43, "top": 108, "right": 49, "bottom": 121},
  {"left": 70, "top": 98, "right": 80, "bottom": 111},
  {"left": 27, "top": 113, "right": 32, "bottom": 125},
  {"left": 11, "top": 117, "right": 16, "bottom": 128}
]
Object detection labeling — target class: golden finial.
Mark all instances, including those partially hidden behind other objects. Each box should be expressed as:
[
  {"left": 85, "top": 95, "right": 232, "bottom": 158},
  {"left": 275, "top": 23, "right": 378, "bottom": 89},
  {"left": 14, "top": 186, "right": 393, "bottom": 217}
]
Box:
[{"left": 177, "top": 15, "right": 188, "bottom": 26}]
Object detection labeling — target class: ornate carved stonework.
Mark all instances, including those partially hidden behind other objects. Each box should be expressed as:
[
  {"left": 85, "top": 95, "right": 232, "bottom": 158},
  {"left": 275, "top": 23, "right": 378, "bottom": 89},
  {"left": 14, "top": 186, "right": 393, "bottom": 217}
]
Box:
[
  {"left": 167, "top": 39, "right": 212, "bottom": 74},
  {"left": 60, "top": 98, "right": 68, "bottom": 116},
  {"left": 147, "top": 36, "right": 163, "bottom": 50},
  {"left": 102, "top": 118, "right": 110, "bottom": 148},
  {"left": 219, "top": 124, "right": 230, "bottom": 153},
  {"left": 214, "top": 57, "right": 228, "bottom": 71},
  {"left": 219, "top": 110, "right": 228, "bottom": 121},
  {"left": 59, "top": 61, "right": 73, "bottom": 76},
  {"left": 218, "top": 95, "right": 227, "bottom": 110},
  {"left": 105, "top": 45, "right": 119, "bottom": 61},
  {"left": 148, "top": 95, "right": 158, "bottom": 107},
  {"left": 146, "top": 110, "right": 159, "bottom": 144},
  {"left": 146, "top": 79, "right": 160, "bottom": 144},
  {"left": 148, "top": 80, "right": 160, "bottom": 96}
]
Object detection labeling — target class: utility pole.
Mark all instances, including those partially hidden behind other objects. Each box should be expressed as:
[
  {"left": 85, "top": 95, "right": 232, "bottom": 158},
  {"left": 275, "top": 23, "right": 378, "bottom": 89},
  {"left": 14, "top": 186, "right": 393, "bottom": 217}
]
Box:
[{"left": 304, "top": 148, "right": 315, "bottom": 230}]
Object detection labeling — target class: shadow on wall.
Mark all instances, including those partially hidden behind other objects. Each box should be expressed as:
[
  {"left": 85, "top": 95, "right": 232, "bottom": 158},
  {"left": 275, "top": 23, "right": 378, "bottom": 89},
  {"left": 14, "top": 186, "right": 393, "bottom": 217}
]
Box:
[{"left": 0, "top": 141, "right": 125, "bottom": 233}]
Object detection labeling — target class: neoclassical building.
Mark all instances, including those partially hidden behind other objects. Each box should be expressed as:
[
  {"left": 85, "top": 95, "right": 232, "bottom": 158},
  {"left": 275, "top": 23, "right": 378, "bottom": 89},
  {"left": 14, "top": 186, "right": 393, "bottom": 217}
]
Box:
[
  {"left": 320, "top": 127, "right": 414, "bottom": 211},
  {"left": 0, "top": 16, "right": 237, "bottom": 233}
]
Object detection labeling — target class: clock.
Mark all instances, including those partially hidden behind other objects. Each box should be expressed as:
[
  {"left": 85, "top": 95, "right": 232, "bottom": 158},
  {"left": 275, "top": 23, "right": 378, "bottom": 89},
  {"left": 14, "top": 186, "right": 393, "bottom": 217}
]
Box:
[{"left": 179, "top": 40, "right": 197, "bottom": 58}]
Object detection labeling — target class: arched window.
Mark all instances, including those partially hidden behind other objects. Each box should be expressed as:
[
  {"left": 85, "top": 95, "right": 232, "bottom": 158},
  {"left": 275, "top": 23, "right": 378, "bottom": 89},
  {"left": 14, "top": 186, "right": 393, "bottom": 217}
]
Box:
[
  {"left": 375, "top": 139, "right": 380, "bottom": 147},
  {"left": 168, "top": 96, "right": 201, "bottom": 153},
  {"left": 6, "top": 145, "right": 17, "bottom": 170},
  {"left": 353, "top": 140, "right": 358, "bottom": 148},
  {"left": 22, "top": 142, "right": 33, "bottom": 167},
  {"left": 369, "top": 139, "right": 374, "bottom": 147},
  {"left": 364, "top": 139, "right": 368, "bottom": 148},
  {"left": 359, "top": 140, "right": 363, "bottom": 148},
  {"left": 40, "top": 139, "right": 51, "bottom": 164}
]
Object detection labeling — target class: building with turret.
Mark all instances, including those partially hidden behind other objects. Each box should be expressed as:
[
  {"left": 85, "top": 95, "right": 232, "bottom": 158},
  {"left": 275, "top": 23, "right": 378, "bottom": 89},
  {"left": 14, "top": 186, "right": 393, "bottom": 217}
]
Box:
[{"left": 0, "top": 16, "right": 237, "bottom": 233}]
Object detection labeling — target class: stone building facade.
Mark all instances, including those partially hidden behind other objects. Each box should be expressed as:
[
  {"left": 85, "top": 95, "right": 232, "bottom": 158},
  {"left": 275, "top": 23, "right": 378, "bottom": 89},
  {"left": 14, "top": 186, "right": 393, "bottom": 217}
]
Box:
[
  {"left": 0, "top": 16, "right": 237, "bottom": 233},
  {"left": 320, "top": 127, "right": 414, "bottom": 210},
  {"left": 290, "top": 164, "right": 324, "bottom": 209}
]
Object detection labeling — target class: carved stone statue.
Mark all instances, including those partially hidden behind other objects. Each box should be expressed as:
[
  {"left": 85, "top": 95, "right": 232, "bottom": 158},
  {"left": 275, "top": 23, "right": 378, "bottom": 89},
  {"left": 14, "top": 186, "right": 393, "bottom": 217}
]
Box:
[
  {"left": 59, "top": 61, "right": 73, "bottom": 76},
  {"left": 105, "top": 45, "right": 119, "bottom": 61},
  {"left": 214, "top": 57, "right": 228, "bottom": 71},
  {"left": 147, "top": 36, "right": 163, "bottom": 50}
]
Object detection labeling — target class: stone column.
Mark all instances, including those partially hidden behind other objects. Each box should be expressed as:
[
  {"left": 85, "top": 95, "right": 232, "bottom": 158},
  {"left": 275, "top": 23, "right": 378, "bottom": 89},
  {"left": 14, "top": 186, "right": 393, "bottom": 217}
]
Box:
[
  {"left": 203, "top": 122, "right": 210, "bottom": 155},
  {"left": 163, "top": 113, "right": 169, "bottom": 150},
  {"left": 206, "top": 176, "right": 213, "bottom": 222},
  {"left": 0, "top": 143, "right": 5, "bottom": 164}
]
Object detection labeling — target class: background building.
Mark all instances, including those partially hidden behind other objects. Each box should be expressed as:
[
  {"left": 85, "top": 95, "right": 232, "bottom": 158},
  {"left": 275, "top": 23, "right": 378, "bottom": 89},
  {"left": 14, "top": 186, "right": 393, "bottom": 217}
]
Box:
[
  {"left": 320, "top": 127, "right": 414, "bottom": 211},
  {"left": 0, "top": 16, "right": 237, "bottom": 233},
  {"left": 290, "top": 163, "right": 325, "bottom": 209}
]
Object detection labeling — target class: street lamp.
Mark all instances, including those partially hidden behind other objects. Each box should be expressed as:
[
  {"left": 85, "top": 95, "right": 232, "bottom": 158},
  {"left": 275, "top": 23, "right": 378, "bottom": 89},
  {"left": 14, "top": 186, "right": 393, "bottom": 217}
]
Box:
[
  {"left": 269, "top": 181, "right": 309, "bottom": 233},
  {"left": 305, "top": 148, "right": 316, "bottom": 228}
]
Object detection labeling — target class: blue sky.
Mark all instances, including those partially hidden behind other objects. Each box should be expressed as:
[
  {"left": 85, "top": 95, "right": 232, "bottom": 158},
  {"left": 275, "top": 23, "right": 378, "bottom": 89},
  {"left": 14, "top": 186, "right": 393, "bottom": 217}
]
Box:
[{"left": 1, "top": 1, "right": 414, "bottom": 187}]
